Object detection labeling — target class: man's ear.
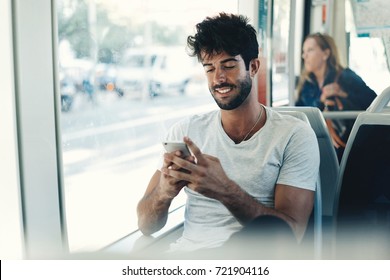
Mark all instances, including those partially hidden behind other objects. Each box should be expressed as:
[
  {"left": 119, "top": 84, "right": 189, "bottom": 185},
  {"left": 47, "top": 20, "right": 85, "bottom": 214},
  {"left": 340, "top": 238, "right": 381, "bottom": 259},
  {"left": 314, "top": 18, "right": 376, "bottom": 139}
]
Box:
[{"left": 249, "top": 58, "right": 260, "bottom": 77}]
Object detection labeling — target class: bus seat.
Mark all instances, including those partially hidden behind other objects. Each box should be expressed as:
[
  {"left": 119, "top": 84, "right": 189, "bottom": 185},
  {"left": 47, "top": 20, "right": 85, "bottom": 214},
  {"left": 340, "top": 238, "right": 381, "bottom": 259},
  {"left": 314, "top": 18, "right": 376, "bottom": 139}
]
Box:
[
  {"left": 274, "top": 106, "right": 339, "bottom": 219},
  {"left": 332, "top": 86, "right": 390, "bottom": 259},
  {"left": 277, "top": 110, "right": 322, "bottom": 259},
  {"left": 367, "top": 85, "right": 390, "bottom": 113}
]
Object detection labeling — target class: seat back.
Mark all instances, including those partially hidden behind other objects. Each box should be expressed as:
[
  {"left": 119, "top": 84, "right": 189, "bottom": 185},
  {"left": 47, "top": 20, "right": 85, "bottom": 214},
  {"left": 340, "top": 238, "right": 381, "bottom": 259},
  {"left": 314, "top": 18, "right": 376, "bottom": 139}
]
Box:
[
  {"left": 274, "top": 106, "right": 339, "bottom": 218},
  {"left": 332, "top": 86, "right": 390, "bottom": 259},
  {"left": 367, "top": 86, "right": 390, "bottom": 113},
  {"left": 277, "top": 110, "right": 322, "bottom": 259}
]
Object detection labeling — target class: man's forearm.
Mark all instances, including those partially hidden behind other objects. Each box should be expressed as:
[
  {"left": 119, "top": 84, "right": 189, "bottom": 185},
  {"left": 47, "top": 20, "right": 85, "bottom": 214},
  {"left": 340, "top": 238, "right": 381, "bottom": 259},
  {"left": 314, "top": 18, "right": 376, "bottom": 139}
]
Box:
[
  {"left": 137, "top": 187, "right": 173, "bottom": 235},
  {"left": 220, "top": 181, "right": 276, "bottom": 223},
  {"left": 219, "top": 181, "right": 297, "bottom": 234}
]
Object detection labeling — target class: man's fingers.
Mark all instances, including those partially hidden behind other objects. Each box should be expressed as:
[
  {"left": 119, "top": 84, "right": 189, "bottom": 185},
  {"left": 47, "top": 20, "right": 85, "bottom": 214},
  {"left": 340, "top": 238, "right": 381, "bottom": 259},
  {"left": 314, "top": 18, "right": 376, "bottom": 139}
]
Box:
[
  {"left": 164, "top": 152, "right": 195, "bottom": 172},
  {"left": 184, "top": 136, "right": 205, "bottom": 165},
  {"left": 161, "top": 166, "right": 192, "bottom": 182}
]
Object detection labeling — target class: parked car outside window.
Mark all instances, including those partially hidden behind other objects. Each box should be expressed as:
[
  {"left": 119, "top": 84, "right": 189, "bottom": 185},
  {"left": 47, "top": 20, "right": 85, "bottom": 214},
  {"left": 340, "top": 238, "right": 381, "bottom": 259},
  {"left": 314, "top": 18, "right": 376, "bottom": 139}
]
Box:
[{"left": 115, "top": 47, "right": 197, "bottom": 99}]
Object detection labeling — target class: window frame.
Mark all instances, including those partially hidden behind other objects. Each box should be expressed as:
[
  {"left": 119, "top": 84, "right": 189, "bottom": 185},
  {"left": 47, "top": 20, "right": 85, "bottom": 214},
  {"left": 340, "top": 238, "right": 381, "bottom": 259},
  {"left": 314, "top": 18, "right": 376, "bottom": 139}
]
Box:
[
  {"left": 11, "top": 0, "right": 66, "bottom": 258},
  {"left": 0, "top": 0, "right": 24, "bottom": 260}
]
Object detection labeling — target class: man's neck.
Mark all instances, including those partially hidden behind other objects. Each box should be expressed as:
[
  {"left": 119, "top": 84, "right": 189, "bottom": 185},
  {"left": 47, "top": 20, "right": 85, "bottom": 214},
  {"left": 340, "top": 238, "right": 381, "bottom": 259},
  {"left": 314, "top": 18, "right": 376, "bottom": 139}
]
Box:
[{"left": 220, "top": 100, "right": 264, "bottom": 143}]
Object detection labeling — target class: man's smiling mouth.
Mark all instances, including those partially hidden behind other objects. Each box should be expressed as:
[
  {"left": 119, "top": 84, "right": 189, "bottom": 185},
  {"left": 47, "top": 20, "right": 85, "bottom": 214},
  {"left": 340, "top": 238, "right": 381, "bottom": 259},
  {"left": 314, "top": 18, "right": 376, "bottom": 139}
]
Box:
[
  {"left": 213, "top": 84, "right": 236, "bottom": 94},
  {"left": 215, "top": 87, "right": 232, "bottom": 94}
]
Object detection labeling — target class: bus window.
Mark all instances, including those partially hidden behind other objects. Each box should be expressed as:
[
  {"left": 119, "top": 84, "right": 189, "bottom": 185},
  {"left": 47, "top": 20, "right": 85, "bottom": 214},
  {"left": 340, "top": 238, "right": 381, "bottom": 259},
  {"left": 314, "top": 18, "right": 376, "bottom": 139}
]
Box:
[
  {"left": 349, "top": 36, "right": 390, "bottom": 95},
  {"left": 346, "top": 0, "right": 390, "bottom": 95},
  {"left": 57, "top": 0, "right": 238, "bottom": 253}
]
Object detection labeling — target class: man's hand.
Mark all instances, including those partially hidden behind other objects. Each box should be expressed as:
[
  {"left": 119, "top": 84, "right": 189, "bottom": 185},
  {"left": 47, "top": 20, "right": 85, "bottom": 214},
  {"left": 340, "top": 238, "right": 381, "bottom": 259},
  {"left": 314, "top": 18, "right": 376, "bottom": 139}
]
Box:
[
  {"left": 161, "top": 137, "right": 232, "bottom": 199},
  {"left": 160, "top": 148, "right": 196, "bottom": 199}
]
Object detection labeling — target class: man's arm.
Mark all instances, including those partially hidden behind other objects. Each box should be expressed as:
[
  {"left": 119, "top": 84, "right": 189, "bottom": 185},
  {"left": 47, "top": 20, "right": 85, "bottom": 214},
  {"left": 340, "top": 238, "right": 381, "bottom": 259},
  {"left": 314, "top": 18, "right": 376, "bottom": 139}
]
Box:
[
  {"left": 219, "top": 180, "right": 314, "bottom": 242},
  {"left": 137, "top": 150, "right": 192, "bottom": 235},
  {"left": 137, "top": 170, "right": 172, "bottom": 235}
]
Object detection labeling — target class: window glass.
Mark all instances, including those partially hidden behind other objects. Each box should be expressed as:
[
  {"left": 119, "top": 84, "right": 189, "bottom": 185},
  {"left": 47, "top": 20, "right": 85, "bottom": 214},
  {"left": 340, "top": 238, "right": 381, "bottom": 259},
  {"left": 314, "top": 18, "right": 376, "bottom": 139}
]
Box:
[
  {"left": 57, "top": 0, "right": 238, "bottom": 252},
  {"left": 346, "top": 0, "right": 390, "bottom": 95},
  {"left": 349, "top": 36, "right": 390, "bottom": 95}
]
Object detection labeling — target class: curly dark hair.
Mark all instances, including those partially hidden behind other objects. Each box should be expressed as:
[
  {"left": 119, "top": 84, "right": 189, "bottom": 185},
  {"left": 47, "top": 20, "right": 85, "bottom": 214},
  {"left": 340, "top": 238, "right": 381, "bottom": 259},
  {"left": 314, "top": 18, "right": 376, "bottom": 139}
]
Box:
[{"left": 186, "top": 12, "right": 259, "bottom": 70}]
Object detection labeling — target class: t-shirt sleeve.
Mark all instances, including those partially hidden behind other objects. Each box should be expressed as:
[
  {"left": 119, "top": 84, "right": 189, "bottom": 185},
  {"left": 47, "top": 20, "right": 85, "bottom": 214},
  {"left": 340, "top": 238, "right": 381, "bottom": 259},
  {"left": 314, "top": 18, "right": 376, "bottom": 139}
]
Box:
[{"left": 277, "top": 122, "right": 320, "bottom": 191}]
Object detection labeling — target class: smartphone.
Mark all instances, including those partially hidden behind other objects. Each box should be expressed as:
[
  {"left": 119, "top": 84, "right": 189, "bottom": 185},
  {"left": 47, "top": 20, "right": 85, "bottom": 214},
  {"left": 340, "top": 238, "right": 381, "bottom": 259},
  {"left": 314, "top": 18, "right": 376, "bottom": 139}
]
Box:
[{"left": 162, "top": 141, "right": 191, "bottom": 157}]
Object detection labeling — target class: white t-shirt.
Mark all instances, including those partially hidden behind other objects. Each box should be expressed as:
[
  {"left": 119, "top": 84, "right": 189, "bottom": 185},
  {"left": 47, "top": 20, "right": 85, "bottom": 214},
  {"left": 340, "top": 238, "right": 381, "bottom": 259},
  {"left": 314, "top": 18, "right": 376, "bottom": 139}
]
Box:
[{"left": 164, "top": 106, "right": 320, "bottom": 252}]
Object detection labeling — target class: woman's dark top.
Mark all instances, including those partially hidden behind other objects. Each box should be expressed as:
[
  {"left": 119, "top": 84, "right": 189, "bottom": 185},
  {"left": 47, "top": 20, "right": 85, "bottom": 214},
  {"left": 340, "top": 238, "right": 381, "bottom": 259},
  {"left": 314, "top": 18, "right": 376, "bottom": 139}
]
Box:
[
  {"left": 296, "top": 67, "right": 377, "bottom": 160},
  {"left": 296, "top": 68, "right": 377, "bottom": 111}
]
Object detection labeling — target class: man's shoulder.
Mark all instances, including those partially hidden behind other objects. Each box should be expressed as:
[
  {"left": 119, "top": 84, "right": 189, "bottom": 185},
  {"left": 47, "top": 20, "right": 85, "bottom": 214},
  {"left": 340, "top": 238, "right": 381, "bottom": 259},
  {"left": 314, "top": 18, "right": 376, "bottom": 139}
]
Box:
[
  {"left": 169, "top": 110, "right": 218, "bottom": 131},
  {"left": 184, "top": 110, "right": 219, "bottom": 126}
]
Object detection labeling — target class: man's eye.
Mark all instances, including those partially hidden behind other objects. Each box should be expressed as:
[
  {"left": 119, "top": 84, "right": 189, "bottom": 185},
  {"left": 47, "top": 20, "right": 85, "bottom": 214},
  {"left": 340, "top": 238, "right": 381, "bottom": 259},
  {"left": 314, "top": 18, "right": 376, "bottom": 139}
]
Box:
[
  {"left": 205, "top": 68, "right": 214, "bottom": 73},
  {"left": 223, "top": 65, "right": 235, "bottom": 70}
]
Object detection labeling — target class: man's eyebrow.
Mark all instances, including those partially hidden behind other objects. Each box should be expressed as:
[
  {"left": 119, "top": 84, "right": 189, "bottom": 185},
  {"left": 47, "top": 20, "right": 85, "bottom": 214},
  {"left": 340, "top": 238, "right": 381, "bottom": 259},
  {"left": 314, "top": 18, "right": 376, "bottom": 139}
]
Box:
[
  {"left": 220, "top": 58, "right": 239, "bottom": 64},
  {"left": 202, "top": 57, "right": 239, "bottom": 67}
]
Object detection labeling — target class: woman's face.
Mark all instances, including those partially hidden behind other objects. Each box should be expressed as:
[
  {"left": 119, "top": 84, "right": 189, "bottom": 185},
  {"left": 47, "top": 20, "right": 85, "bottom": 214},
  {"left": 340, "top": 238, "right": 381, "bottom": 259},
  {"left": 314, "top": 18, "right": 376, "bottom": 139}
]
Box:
[{"left": 302, "top": 37, "right": 329, "bottom": 74}]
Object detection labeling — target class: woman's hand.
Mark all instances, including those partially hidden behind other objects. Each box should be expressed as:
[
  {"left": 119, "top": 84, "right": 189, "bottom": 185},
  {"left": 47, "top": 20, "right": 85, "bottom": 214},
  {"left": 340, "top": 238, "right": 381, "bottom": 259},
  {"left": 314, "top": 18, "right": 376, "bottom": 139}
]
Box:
[{"left": 321, "top": 83, "right": 348, "bottom": 110}]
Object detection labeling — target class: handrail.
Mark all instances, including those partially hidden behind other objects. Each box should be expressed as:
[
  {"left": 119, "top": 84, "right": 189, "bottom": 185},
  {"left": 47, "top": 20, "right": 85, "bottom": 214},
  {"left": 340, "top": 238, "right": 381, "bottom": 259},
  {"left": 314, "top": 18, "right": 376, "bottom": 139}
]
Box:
[
  {"left": 274, "top": 106, "right": 364, "bottom": 120},
  {"left": 322, "top": 111, "right": 363, "bottom": 119}
]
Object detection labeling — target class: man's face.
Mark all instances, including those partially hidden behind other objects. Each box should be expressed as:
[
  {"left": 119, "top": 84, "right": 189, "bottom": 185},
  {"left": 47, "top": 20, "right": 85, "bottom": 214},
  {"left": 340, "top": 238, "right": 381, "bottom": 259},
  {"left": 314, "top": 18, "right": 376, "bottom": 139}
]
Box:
[{"left": 201, "top": 52, "right": 252, "bottom": 110}]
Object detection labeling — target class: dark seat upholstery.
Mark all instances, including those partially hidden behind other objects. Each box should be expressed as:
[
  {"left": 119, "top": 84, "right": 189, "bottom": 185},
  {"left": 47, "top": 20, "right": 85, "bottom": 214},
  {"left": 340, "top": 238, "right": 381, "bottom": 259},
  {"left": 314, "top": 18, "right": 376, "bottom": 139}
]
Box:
[{"left": 332, "top": 86, "right": 390, "bottom": 259}]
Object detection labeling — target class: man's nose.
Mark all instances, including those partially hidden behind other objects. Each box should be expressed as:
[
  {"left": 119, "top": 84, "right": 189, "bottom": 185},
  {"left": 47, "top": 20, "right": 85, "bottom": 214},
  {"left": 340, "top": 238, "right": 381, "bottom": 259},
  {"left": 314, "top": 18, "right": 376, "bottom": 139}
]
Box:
[{"left": 213, "top": 67, "right": 226, "bottom": 84}]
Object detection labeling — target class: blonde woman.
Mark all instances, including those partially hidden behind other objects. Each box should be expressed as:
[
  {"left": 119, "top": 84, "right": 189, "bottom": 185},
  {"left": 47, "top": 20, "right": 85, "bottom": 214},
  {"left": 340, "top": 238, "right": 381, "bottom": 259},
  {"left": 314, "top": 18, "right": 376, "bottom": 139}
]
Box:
[{"left": 296, "top": 33, "right": 376, "bottom": 160}]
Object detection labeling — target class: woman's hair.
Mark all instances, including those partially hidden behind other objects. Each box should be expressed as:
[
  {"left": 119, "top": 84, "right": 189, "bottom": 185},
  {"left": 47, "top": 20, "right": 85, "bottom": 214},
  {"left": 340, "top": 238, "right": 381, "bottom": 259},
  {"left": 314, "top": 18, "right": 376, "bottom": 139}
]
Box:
[
  {"left": 186, "top": 12, "right": 259, "bottom": 70},
  {"left": 296, "top": 33, "right": 344, "bottom": 94}
]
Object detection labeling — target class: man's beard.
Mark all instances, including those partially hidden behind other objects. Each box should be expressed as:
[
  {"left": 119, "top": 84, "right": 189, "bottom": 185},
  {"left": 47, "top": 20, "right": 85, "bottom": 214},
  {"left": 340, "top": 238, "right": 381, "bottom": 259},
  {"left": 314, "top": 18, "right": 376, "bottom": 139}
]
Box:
[{"left": 211, "top": 73, "right": 252, "bottom": 110}]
